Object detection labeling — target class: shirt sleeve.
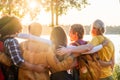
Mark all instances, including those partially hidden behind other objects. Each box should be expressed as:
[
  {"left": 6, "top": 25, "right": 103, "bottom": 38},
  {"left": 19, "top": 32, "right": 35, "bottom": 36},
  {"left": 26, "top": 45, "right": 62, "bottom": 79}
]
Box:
[
  {"left": 83, "top": 44, "right": 103, "bottom": 54},
  {"left": 4, "top": 38, "right": 24, "bottom": 66},
  {"left": 18, "top": 33, "right": 52, "bottom": 45}
]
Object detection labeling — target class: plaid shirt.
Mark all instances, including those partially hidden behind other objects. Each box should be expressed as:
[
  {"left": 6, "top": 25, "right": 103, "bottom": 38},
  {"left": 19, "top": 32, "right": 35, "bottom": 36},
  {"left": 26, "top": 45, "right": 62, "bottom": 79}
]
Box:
[{"left": 4, "top": 37, "right": 24, "bottom": 66}]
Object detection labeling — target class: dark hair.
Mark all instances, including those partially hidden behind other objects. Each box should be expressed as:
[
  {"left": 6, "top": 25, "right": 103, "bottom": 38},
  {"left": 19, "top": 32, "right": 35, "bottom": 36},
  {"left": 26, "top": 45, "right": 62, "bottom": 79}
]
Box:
[
  {"left": 70, "top": 24, "right": 85, "bottom": 39},
  {"left": 0, "top": 15, "right": 22, "bottom": 38},
  {"left": 50, "top": 26, "right": 67, "bottom": 49}
]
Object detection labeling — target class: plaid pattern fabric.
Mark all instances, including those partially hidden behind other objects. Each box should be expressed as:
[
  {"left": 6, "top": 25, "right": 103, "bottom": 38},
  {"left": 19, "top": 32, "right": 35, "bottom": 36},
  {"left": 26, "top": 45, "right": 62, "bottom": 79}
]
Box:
[
  {"left": 4, "top": 38, "right": 24, "bottom": 66},
  {"left": 3, "top": 37, "right": 24, "bottom": 80}
]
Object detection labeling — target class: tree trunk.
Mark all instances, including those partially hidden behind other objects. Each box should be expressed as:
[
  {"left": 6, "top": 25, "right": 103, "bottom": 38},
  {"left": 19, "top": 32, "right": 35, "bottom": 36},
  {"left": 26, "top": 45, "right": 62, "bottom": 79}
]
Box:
[
  {"left": 51, "top": 0, "right": 54, "bottom": 27},
  {"left": 55, "top": 0, "right": 58, "bottom": 26}
]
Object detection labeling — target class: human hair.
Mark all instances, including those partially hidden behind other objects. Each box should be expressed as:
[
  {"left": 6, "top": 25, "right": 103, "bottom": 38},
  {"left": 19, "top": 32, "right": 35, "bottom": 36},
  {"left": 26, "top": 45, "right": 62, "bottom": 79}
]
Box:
[
  {"left": 92, "top": 19, "right": 105, "bottom": 34},
  {"left": 70, "top": 24, "right": 85, "bottom": 39},
  {"left": 50, "top": 26, "right": 67, "bottom": 49},
  {"left": 0, "top": 15, "right": 22, "bottom": 38},
  {"left": 28, "top": 22, "right": 42, "bottom": 36}
]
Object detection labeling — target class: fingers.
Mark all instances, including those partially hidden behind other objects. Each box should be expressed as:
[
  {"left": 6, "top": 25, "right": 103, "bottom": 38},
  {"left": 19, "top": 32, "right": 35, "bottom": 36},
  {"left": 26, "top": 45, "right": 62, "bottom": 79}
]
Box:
[
  {"left": 58, "top": 45, "right": 64, "bottom": 48},
  {"left": 37, "top": 64, "right": 48, "bottom": 73},
  {"left": 102, "top": 39, "right": 108, "bottom": 46},
  {"left": 86, "top": 44, "right": 94, "bottom": 51},
  {"left": 56, "top": 46, "right": 66, "bottom": 56}
]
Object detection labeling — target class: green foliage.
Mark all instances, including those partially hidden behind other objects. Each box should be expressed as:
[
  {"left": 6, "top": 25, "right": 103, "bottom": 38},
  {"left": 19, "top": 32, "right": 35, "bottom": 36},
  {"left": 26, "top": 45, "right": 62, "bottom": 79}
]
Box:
[
  {"left": 0, "top": 0, "right": 89, "bottom": 25},
  {"left": 113, "top": 64, "right": 120, "bottom": 80},
  {"left": 44, "top": 0, "right": 89, "bottom": 15},
  {"left": 0, "top": 0, "right": 26, "bottom": 17},
  {"left": 0, "top": 0, "right": 41, "bottom": 19}
]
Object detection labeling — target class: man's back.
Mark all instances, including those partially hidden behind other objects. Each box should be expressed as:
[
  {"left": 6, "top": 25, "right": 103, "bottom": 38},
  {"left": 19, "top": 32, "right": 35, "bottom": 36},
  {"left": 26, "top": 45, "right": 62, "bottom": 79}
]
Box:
[
  {"left": 19, "top": 39, "right": 51, "bottom": 80},
  {"left": 90, "top": 35, "right": 114, "bottom": 78},
  {"left": 18, "top": 22, "right": 51, "bottom": 80}
]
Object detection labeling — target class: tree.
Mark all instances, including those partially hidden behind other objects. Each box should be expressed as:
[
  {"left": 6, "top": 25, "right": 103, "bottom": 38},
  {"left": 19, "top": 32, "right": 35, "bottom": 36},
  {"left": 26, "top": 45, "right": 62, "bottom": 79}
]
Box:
[
  {"left": 43, "top": 0, "right": 89, "bottom": 27},
  {"left": 0, "top": 0, "right": 41, "bottom": 20},
  {"left": 0, "top": 0, "right": 25, "bottom": 17},
  {"left": 0, "top": 0, "right": 89, "bottom": 26}
]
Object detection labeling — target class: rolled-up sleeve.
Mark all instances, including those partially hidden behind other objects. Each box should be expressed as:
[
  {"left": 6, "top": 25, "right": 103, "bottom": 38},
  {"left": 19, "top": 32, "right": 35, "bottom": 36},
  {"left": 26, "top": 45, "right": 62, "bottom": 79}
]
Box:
[{"left": 4, "top": 38, "right": 24, "bottom": 66}]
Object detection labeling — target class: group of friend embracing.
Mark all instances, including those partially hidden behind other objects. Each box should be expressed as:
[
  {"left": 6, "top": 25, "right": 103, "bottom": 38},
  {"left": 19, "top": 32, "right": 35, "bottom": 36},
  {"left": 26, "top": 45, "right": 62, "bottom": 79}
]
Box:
[{"left": 0, "top": 15, "right": 114, "bottom": 80}]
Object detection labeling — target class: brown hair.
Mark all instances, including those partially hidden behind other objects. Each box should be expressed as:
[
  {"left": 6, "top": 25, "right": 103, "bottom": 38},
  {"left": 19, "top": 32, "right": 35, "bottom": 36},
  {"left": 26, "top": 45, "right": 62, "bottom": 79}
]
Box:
[
  {"left": 70, "top": 24, "right": 85, "bottom": 39},
  {"left": 50, "top": 26, "right": 67, "bottom": 49}
]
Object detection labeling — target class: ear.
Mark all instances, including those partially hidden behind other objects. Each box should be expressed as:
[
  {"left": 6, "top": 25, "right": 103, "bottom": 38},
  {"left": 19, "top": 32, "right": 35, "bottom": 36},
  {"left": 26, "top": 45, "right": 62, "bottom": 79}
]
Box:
[
  {"left": 75, "top": 32, "right": 79, "bottom": 39},
  {"left": 75, "top": 32, "right": 78, "bottom": 36}
]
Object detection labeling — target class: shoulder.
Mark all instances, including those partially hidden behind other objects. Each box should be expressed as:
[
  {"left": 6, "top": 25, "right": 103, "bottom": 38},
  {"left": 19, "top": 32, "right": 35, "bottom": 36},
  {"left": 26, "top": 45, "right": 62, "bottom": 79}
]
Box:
[
  {"left": 4, "top": 38, "right": 19, "bottom": 46},
  {"left": 70, "top": 39, "right": 87, "bottom": 46},
  {"left": 31, "top": 40, "right": 51, "bottom": 52},
  {"left": 4, "top": 38, "right": 18, "bottom": 42},
  {"left": 90, "top": 36, "right": 103, "bottom": 45}
]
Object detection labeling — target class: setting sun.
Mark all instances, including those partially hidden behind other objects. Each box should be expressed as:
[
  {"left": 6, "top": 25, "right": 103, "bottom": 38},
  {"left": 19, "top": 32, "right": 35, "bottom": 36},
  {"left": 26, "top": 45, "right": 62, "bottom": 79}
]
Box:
[{"left": 29, "top": 1, "right": 37, "bottom": 9}]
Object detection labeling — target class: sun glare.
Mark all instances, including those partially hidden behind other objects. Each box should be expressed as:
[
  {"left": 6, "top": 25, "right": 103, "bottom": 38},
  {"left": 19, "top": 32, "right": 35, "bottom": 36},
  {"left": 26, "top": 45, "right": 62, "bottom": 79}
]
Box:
[
  {"left": 29, "top": 1, "right": 37, "bottom": 9},
  {"left": 21, "top": 14, "right": 31, "bottom": 25},
  {"left": 21, "top": 0, "right": 51, "bottom": 26},
  {"left": 21, "top": 9, "right": 51, "bottom": 26},
  {"left": 36, "top": 9, "right": 51, "bottom": 25}
]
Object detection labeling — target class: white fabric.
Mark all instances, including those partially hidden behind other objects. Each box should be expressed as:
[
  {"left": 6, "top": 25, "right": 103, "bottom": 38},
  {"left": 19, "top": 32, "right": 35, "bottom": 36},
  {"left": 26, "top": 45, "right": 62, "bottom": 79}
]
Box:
[
  {"left": 18, "top": 33, "right": 103, "bottom": 54},
  {"left": 17, "top": 33, "right": 52, "bottom": 45},
  {"left": 83, "top": 44, "right": 103, "bottom": 54}
]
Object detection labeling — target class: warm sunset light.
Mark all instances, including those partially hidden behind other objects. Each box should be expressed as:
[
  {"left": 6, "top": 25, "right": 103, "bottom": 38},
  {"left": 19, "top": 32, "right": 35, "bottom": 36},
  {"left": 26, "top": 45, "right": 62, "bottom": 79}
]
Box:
[
  {"left": 59, "top": 0, "right": 120, "bottom": 26},
  {"left": 0, "top": 1, "right": 120, "bottom": 80},
  {"left": 36, "top": 9, "right": 51, "bottom": 25},
  {"left": 21, "top": 14, "right": 31, "bottom": 25},
  {"left": 20, "top": 0, "right": 51, "bottom": 25},
  {"left": 20, "top": 0, "right": 120, "bottom": 26},
  {"left": 29, "top": 1, "right": 37, "bottom": 9}
]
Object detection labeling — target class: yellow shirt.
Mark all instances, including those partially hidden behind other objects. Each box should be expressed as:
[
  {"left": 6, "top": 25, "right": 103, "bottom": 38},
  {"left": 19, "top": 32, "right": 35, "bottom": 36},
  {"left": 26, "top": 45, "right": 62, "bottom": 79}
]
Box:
[
  {"left": 89, "top": 35, "right": 114, "bottom": 78},
  {"left": 19, "top": 40, "right": 74, "bottom": 80}
]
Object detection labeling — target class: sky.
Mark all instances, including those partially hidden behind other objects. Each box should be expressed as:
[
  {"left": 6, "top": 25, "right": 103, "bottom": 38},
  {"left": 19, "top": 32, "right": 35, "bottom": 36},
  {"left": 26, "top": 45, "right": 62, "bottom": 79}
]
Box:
[{"left": 59, "top": 0, "right": 120, "bottom": 26}]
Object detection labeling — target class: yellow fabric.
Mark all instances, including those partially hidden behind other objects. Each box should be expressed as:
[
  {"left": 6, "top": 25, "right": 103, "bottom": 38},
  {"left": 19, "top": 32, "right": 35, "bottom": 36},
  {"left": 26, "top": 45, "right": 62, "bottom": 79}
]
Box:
[
  {"left": 89, "top": 35, "right": 114, "bottom": 78},
  {"left": 18, "top": 40, "right": 74, "bottom": 80}
]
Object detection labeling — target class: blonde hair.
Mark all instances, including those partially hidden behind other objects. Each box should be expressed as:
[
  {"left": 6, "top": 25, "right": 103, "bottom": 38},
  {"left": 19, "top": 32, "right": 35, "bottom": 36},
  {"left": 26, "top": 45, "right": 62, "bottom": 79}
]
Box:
[{"left": 28, "top": 22, "right": 42, "bottom": 36}]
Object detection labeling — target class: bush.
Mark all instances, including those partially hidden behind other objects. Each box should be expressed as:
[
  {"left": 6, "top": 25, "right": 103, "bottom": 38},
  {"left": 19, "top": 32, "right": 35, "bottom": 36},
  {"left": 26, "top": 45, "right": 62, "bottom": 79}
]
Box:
[{"left": 113, "top": 64, "right": 120, "bottom": 80}]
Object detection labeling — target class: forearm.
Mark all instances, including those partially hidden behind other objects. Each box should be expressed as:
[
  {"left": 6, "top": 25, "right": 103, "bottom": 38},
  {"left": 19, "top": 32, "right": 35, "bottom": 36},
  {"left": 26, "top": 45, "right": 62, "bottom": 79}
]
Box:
[
  {"left": 99, "top": 60, "right": 112, "bottom": 67},
  {"left": 48, "top": 54, "right": 75, "bottom": 73},
  {"left": 18, "top": 33, "right": 51, "bottom": 45},
  {"left": 20, "top": 61, "right": 34, "bottom": 71},
  {"left": 57, "top": 44, "right": 93, "bottom": 57},
  {"left": 83, "top": 44, "right": 103, "bottom": 54},
  {"left": 70, "top": 44, "right": 93, "bottom": 53},
  {"left": 20, "top": 61, "right": 42, "bottom": 72}
]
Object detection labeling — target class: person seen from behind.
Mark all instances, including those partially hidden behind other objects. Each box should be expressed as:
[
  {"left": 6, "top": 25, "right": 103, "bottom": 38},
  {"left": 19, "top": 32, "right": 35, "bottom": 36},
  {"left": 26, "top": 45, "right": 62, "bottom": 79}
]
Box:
[
  {"left": 19, "top": 22, "right": 50, "bottom": 80},
  {"left": 0, "top": 15, "right": 46, "bottom": 80},
  {"left": 89, "top": 19, "right": 115, "bottom": 80},
  {"left": 57, "top": 20, "right": 114, "bottom": 80}
]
